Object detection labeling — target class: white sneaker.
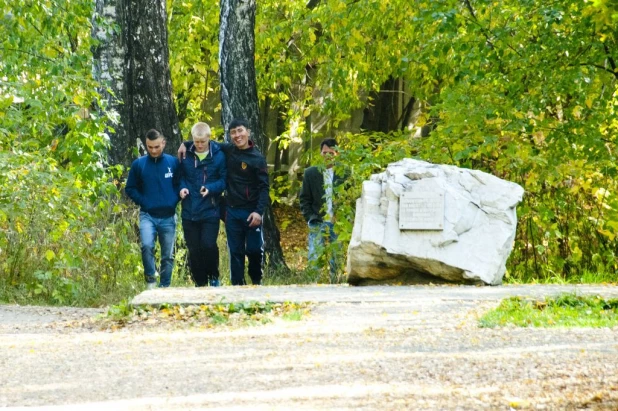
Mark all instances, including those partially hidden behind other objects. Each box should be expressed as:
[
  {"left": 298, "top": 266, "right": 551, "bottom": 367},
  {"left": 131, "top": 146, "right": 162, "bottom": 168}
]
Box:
[{"left": 146, "top": 282, "right": 157, "bottom": 290}]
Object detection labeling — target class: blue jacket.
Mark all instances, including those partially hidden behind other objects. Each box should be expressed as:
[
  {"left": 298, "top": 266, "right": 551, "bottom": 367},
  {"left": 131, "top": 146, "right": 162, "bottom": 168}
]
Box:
[
  {"left": 125, "top": 153, "right": 180, "bottom": 218},
  {"left": 179, "top": 141, "right": 227, "bottom": 221}
]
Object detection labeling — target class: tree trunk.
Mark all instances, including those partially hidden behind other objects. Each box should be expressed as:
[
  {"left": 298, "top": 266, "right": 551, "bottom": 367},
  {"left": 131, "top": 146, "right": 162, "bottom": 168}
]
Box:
[
  {"left": 92, "top": 0, "right": 180, "bottom": 167},
  {"left": 219, "top": 0, "right": 287, "bottom": 270}
]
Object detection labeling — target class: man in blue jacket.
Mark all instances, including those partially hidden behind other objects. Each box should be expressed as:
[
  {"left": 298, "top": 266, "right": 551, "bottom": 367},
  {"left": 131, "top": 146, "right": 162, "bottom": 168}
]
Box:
[
  {"left": 178, "top": 119, "right": 270, "bottom": 286},
  {"left": 125, "top": 129, "right": 181, "bottom": 289},
  {"left": 179, "top": 122, "right": 227, "bottom": 287}
]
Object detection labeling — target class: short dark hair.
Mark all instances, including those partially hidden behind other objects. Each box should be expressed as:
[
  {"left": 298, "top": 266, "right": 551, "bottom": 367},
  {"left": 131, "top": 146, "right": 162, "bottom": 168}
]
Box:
[
  {"left": 228, "top": 118, "right": 250, "bottom": 131},
  {"left": 320, "top": 138, "right": 337, "bottom": 150},
  {"left": 145, "top": 129, "right": 163, "bottom": 141}
]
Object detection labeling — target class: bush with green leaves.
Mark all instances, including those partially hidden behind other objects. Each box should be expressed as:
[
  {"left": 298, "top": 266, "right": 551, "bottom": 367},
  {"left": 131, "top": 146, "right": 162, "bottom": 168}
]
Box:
[{"left": 0, "top": 150, "right": 144, "bottom": 306}]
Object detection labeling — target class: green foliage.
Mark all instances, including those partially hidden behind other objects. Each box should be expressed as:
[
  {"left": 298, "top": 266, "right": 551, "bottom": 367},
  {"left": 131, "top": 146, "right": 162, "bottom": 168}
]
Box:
[
  {"left": 3, "top": 0, "right": 618, "bottom": 302},
  {"left": 479, "top": 293, "right": 618, "bottom": 328},
  {"left": 0, "top": 0, "right": 142, "bottom": 306},
  {"left": 0, "top": 0, "right": 112, "bottom": 170},
  {"left": 167, "top": 0, "right": 220, "bottom": 132},
  {"left": 106, "top": 298, "right": 133, "bottom": 321},
  {"left": 255, "top": 0, "right": 427, "bottom": 121},
  {"left": 405, "top": 1, "right": 618, "bottom": 281},
  {"left": 0, "top": 150, "right": 144, "bottom": 306}
]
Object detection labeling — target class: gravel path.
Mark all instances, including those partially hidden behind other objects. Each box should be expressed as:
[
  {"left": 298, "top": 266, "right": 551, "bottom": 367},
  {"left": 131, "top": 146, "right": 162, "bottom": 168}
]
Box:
[{"left": 1, "top": 284, "right": 617, "bottom": 410}]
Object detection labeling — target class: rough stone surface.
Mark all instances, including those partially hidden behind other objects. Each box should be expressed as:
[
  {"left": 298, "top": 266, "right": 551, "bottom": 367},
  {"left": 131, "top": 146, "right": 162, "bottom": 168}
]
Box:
[{"left": 347, "top": 159, "right": 524, "bottom": 285}]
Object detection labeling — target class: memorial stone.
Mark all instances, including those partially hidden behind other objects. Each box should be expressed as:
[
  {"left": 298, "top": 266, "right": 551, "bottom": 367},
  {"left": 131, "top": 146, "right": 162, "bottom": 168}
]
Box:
[{"left": 347, "top": 159, "right": 524, "bottom": 285}]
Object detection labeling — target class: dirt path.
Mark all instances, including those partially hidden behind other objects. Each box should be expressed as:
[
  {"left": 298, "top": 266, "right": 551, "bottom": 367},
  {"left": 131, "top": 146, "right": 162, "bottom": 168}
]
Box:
[{"left": 1, "top": 285, "right": 617, "bottom": 410}]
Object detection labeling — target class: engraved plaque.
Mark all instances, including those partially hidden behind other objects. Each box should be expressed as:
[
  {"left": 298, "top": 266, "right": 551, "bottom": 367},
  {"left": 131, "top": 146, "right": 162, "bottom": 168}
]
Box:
[{"left": 399, "top": 191, "right": 444, "bottom": 230}]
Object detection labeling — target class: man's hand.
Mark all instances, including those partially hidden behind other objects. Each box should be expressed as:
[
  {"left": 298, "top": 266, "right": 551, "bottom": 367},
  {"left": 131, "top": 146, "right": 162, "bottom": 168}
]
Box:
[
  {"left": 177, "top": 143, "right": 187, "bottom": 161},
  {"left": 247, "top": 212, "right": 262, "bottom": 228},
  {"left": 200, "top": 187, "right": 209, "bottom": 197},
  {"left": 180, "top": 188, "right": 189, "bottom": 199}
]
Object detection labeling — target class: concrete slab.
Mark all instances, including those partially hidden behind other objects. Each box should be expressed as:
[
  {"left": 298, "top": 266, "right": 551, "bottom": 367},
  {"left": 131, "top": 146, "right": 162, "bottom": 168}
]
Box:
[{"left": 131, "top": 284, "right": 618, "bottom": 306}]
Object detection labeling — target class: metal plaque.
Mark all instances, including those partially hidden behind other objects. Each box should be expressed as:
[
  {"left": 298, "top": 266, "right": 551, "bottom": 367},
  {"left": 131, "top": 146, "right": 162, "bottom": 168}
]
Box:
[{"left": 399, "top": 191, "right": 444, "bottom": 230}]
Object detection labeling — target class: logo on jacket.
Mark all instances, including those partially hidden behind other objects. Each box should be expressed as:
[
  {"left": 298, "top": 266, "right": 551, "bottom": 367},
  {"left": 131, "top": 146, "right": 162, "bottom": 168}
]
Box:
[
  {"left": 241, "top": 162, "right": 247, "bottom": 170},
  {"left": 165, "top": 167, "right": 174, "bottom": 178}
]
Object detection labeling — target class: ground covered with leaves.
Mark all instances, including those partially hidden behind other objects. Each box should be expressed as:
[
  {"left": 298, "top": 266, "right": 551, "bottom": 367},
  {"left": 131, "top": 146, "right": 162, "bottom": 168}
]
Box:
[
  {"left": 1, "top": 285, "right": 618, "bottom": 409},
  {"left": 273, "top": 204, "right": 309, "bottom": 270},
  {"left": 99, "top": 301, "right": 311, "bottom": 331}
]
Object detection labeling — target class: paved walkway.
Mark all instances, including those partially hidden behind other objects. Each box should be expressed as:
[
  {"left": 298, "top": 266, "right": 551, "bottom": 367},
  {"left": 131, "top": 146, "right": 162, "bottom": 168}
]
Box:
[
  {"left": 1, "top": 284, "right": 617, "bottom": 410},
  {"left": 131, "top": 283, "right": 618, "bottom": 305}
]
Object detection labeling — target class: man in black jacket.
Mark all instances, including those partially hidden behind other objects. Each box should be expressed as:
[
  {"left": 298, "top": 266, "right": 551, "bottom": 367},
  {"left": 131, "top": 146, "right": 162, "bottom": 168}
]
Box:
[
  {"left": 299, "top": 138, "right": 344, "bottom": 282},
  {"left": 179, "top": 119, "right": 269, "bottom": 285},
  {"left": 223, "top": 119, "right": 269, "bottom": 285}
]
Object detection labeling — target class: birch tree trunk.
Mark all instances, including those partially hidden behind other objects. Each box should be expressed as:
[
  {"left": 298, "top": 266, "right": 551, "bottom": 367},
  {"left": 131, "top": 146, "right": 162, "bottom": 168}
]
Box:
[
  {"left": 219, "top": 0, "right": 287, "bottom": 270},
  {"left": 92, "top": 0, "right": 180, "bottom": 167}
]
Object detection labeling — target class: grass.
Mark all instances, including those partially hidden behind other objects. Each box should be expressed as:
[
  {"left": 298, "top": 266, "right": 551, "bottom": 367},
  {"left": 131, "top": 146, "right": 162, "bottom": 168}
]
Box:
[
  {"left": 479, "top": 293, "right": 618, "bottom": 328},
  {"left": 504, "top": 269, "right": 618, "bottom": 285}
]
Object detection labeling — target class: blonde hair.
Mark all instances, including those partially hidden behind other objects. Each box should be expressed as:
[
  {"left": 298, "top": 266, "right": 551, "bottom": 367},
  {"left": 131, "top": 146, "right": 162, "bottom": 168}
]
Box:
[{"left": 191, "top": 122, "right": 212, "bottom": 139}]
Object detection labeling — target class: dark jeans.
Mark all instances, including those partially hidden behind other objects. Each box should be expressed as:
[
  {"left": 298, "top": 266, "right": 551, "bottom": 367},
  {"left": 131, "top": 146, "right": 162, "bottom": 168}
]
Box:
[
  {"left": 225, "top": 207, "right": 264, "bottom": 286},
  {"left": 182, "top": 217, "right": 220, "bottom": 287}
]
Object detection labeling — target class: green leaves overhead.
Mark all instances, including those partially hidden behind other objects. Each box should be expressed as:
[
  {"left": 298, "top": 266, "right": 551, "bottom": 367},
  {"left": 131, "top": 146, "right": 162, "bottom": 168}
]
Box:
[
  {"left": 0, "top": 0, "right": 109, "bottom": 173},
  {"left": 167, "top": 0, "right": 220, "bottom": 132}
]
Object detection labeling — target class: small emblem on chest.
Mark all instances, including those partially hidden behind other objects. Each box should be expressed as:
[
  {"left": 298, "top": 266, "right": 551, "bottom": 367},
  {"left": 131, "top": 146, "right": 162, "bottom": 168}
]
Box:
[{"left": 241, "top": 162, "right": 247, "bottom": 170}]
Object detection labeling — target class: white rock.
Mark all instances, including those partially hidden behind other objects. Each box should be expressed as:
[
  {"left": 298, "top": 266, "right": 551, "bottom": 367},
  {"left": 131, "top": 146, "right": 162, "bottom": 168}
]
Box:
[{"left": 346, "top": 159, "right": 524, "bottom": 285}]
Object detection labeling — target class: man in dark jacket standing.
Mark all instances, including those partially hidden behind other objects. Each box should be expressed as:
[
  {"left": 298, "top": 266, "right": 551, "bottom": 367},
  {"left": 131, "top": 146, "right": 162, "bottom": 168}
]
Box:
[
  {"left": 222, "top": 119, "right": 269, "bottom": 285},
  {"left": 125, "top": 129, "right": 180, "bottom": 289},
  {"left": 299, "top": 138, "right": 343, "bottom": 282},
  {"left": 179, "top": 122, "right": 227, "bottom": 287},
  {"left": 178, "top": 119, "right": 269, "bottom": 286}
]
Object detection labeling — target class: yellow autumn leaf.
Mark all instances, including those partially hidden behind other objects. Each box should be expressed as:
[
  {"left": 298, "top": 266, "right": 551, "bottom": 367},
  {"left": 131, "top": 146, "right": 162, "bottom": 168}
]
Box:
[
  {"left": 597, "top": 229, "right": 615, "bottom": 241},
  {"left": 45, "top": 250, "right": 56, "bottom": 261}
]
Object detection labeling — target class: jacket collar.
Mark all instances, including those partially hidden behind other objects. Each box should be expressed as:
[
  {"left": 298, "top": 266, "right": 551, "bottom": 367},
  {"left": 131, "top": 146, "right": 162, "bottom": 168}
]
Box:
[
  {"left": 189, "top": 140, "right": 219, "bottom": 157},
  {"left": 233, "top": 140, "right": 255, "bottom": 151}
]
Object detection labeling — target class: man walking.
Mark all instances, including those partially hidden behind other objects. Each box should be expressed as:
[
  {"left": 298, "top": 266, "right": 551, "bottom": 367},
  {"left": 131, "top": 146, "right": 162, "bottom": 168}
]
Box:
[
  {"left": 299, "top": 138, "right": 344, "bottom": 282},
  {"left": 125, "top": 129, "right": 181, "bottom": 289},
  {"left": 178, "top": 122, "right": 227, "bottom": 287},
  {"left": 223, "top": 119, "right": 270, "bottom": 285},
  {"left": 178, "top": 119, "right": 269, "bottom": 286}
]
